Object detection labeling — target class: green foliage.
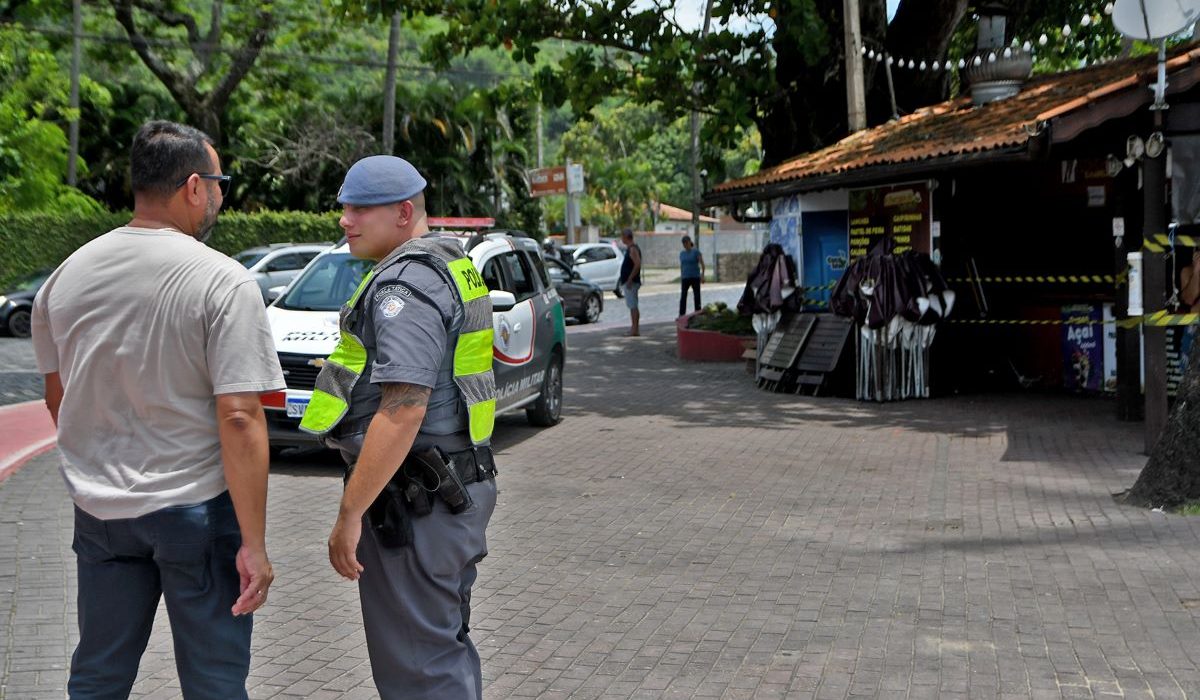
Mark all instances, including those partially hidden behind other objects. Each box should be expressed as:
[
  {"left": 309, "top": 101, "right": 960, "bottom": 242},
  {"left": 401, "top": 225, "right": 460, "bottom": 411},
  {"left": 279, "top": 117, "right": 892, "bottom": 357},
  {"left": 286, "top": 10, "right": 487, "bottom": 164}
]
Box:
[
  {"left": 0, "top": 25, "right": 108, "bottom": 213},
  {"left": 687, "top": 301, "right": 754, "bottom": 335},
  {"left": 0, "top": 210, "right": 341, "bottom": 289}
]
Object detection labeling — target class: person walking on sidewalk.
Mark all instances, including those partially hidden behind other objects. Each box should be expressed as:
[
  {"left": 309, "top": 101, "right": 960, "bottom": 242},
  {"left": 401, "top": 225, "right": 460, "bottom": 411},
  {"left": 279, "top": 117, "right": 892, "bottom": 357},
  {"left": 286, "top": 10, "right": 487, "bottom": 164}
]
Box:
[
  {"left": 619, "top": 227, "right": 642, "bottom": 336},
  {"left": 31, "top": 120, "right": 283, "bottom": 699},
  {"left": 678, "top": 235, "right": 706, "bottom": 316},
  {"left": 301, "top": 155, "right": 499, "bottom": 700}
]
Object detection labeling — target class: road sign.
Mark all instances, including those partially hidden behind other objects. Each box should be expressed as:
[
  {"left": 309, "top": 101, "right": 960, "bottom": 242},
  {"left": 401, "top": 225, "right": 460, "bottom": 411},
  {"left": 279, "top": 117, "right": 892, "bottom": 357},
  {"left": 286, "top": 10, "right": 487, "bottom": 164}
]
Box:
[
  {"left": 567, "top": 163, "right": 585, "bottom": 194},
  {"left": 529, "top": 166, "right": 567, "bottom": 197}
]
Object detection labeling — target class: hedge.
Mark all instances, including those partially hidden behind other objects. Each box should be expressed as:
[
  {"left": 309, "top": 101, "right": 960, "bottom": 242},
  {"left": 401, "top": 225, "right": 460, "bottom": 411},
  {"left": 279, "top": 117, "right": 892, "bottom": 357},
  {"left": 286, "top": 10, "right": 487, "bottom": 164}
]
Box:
[{"left": 0, "top": 210, "right": 343, "bottom": 289}]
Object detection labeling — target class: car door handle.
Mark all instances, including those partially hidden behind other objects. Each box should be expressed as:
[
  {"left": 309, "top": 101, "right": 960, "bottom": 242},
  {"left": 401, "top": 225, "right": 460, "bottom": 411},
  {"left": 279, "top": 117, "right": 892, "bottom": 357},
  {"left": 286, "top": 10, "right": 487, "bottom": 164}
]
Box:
[{"left": 513, "top": 323, "right": 522, "bottom": 332}]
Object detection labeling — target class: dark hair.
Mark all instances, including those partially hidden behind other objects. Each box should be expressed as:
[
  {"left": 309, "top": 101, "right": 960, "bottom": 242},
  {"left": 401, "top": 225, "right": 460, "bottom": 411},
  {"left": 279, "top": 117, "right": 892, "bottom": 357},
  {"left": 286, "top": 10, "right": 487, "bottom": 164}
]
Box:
[
  {"left": 130, "top": 120, "right": 215, "bottom": 197},
  {"left": 681, "top": 236, "right": 692, "bottom": 245},
  {"left": 621, "top": 228, "right": 633, "bottom": 239}
]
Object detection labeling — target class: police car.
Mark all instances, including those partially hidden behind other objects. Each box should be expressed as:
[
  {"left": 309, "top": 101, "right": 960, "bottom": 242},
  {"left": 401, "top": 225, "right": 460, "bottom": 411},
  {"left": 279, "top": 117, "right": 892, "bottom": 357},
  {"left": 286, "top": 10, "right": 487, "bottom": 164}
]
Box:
[{"left": 261, "top": 230, "right": 567, "bottom": 447}]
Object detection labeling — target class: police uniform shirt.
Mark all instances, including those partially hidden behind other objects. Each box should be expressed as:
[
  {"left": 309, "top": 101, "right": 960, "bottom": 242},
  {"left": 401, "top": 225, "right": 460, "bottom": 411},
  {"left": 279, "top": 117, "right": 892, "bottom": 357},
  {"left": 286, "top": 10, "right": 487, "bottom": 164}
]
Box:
[{"left": 330, "top": 257, "right": 472, "bottom": 457}]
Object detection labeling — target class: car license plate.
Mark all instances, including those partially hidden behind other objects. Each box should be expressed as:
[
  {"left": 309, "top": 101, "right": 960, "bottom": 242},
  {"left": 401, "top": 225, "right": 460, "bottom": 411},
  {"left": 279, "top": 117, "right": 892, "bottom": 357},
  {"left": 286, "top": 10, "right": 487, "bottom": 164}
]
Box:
[{"left": 286, "top": 397, "right": 309, "bottom": 418}]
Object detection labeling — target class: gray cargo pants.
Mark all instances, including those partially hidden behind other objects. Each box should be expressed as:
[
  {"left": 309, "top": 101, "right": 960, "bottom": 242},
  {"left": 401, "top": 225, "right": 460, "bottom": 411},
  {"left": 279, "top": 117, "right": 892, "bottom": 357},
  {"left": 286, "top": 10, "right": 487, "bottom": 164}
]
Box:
[{"left": 357, "top": 477, "right": 497, "bottom": 700}]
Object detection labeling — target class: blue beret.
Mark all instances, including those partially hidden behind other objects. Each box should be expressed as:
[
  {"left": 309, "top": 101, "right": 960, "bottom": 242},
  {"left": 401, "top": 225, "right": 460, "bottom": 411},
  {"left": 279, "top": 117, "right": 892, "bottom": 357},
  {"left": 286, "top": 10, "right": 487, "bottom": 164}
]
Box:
[{"left": 337, "top": 155, "right": 427, "bottom": 206}]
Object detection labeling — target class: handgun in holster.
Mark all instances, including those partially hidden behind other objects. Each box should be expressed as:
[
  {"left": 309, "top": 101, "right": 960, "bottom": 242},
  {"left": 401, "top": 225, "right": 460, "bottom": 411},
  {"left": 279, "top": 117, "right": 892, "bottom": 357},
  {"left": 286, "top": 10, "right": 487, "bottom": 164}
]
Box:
[{"left": 404, "top": 447, "right": 474, "bottom": 514}]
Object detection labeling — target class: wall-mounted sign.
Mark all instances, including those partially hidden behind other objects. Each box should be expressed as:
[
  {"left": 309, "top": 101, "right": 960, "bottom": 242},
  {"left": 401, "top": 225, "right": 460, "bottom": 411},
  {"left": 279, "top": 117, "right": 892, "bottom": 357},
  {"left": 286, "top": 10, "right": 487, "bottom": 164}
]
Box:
[
  {"left": 529, "top": 166, "right": 567, "bottom": 197},
  {"left": 848, "top": 182, "right": 932, "bottom": 258}
]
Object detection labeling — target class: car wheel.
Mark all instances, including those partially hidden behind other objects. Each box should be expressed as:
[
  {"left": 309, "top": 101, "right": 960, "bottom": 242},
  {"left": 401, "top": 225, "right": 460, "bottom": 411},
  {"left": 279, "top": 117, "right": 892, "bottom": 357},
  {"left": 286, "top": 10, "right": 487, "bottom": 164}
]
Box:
[
  {"left": 526, "top": 352, "right": 563, "bottom": 427},
  {"left": 613, "top": 285, "right": 624, "bottom": 299},
  {"left": 6, "top": 308, "right": 31, "bottom": 338},
  {"left": 578, "top": 294, "right": 602, "bottom": 324}
]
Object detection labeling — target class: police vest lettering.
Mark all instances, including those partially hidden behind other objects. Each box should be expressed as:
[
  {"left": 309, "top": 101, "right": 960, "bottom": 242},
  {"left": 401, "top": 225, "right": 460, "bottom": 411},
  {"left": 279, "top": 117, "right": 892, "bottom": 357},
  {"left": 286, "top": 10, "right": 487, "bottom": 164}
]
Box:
[{"left": 299, "top": 237, "right": 497, "bottom": 445}]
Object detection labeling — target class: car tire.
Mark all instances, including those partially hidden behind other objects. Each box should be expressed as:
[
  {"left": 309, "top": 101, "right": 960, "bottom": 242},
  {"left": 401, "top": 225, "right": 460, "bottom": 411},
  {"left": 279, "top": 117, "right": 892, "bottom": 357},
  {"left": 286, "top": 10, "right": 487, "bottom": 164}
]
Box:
[
  {"left": 526, "top": 351, "right": 563, "bottom": 427},
  {"left": 578, "top": 294, "right": 602, "bottom": 324},
  {"left": 6, "top": 308, "right": 31, "bottom": 338}
]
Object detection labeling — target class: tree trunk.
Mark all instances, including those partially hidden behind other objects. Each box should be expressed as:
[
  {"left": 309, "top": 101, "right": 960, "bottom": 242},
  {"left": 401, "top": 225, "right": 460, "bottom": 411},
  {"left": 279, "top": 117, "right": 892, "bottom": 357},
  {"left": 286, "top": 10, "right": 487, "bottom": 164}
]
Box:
[
  {"left": 1118, "top": 326, "right": 1200, "bottom": 508},
  {"left": 755, "top": 0, "right": 963, "bottom": 166}
]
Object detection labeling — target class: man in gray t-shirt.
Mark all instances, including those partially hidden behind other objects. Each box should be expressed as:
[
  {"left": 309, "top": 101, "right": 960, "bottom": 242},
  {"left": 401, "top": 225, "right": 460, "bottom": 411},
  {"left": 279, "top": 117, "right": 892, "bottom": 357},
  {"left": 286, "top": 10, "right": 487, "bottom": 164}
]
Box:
[{"left": 31, "top": 121, "right": 283, "bottom": 699}]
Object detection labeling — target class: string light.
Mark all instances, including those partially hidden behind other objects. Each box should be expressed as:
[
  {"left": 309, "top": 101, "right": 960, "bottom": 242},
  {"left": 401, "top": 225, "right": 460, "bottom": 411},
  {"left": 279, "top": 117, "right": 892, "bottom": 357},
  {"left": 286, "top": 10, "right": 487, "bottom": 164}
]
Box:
[{"left": 858, "top": 10, "right": 1116, "bottom": 77}]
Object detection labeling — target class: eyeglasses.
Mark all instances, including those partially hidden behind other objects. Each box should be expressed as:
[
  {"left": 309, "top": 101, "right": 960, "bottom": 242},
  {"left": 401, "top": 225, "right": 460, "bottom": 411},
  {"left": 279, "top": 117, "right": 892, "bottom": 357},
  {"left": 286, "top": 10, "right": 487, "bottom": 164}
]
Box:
[{"left": 175, "top": 173, "right": 232, "bottom": 197}]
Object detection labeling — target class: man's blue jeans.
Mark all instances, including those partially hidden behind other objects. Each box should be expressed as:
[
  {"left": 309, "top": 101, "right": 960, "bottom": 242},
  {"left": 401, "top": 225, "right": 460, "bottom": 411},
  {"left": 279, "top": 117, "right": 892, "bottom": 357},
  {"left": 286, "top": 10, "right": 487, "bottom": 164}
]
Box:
[{"left": 68, "top": 491, "right": 251, "bottom": 700}]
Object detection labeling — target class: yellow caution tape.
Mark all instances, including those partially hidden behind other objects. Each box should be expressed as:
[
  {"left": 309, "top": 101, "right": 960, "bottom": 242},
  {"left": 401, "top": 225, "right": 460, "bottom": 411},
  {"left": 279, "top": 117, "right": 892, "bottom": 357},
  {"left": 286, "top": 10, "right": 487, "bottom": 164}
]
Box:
[
  {"left": 946, "top": 274, "right": 1120, "bottom": 284},
  {"left": 946, "top": 311, "right": 1196, "bottom": 328},
  {"left": 1143, "top": 233, "right": 1199, "bottom": 253}
]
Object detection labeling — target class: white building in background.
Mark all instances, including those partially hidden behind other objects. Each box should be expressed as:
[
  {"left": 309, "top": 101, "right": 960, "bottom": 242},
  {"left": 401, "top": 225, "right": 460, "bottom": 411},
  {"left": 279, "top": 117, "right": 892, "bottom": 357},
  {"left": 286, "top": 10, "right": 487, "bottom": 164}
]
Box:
[{"left": 653, "top": 202, "right": 718, "bottom": 234}]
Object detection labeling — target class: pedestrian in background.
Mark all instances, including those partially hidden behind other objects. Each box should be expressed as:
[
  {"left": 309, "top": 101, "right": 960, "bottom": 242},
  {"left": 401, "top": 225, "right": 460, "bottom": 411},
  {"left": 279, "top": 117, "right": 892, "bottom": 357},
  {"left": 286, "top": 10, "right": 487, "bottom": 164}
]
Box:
[
  {"left": 678, "top": 235, "right": 706, "bottom": 316},
  {"left": 302, "top": 155, "right": 499, "bottom": 700},
  {"left": 31, "top": 120, "right": 283, "bottom": 699},
  {"left": 619, "top": 227, "right": 642, "bottom": 336}
]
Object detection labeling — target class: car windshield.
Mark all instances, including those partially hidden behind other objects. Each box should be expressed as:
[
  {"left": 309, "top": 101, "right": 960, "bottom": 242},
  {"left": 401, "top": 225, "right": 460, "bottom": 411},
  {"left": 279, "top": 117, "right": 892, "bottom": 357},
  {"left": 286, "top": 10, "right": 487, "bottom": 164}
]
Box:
[
  {"left": 234, "top": 251, "right": 266, "bottom": 269},
  {"left": 275, "top": 252, "right": 372, "bottom": 311},
  {"left": 7, "top": 270, "right": 50, "bottom": 293}
]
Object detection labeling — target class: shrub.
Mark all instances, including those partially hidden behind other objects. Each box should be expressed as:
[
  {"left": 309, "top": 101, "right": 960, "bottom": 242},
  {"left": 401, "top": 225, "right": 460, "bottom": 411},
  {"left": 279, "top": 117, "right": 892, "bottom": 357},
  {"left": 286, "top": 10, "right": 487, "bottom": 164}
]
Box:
[
  {"left": 687, "top": 301, "right": 755, "bottom": 335},
  {"left": 0, "top": 210, "right": 342, "bottom": 289}
]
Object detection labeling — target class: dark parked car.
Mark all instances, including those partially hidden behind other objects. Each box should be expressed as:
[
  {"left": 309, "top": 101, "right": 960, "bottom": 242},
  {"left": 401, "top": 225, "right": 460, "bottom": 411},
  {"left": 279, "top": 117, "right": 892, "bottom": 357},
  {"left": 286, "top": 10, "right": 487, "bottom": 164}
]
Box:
[
  {"left": 545, "top": 257, "right": 603, "bottom": 324},
  {"left": 0, "top": 269, "right": 51, "bottom": 338}
]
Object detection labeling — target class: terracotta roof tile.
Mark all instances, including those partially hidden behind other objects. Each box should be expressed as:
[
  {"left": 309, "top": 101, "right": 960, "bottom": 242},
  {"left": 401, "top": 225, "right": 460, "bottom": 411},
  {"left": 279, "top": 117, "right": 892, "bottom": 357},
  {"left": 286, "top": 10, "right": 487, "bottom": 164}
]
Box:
[{"left": 713, "top": 47, "right": 1200, "bottom": 197}]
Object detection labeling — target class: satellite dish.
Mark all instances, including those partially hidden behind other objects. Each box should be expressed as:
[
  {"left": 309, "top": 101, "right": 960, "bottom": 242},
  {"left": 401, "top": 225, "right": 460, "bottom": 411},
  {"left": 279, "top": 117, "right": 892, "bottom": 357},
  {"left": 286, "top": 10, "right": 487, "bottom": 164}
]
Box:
[{"left": 1112, "top": 0, "right": 1200, "bottom": 41}]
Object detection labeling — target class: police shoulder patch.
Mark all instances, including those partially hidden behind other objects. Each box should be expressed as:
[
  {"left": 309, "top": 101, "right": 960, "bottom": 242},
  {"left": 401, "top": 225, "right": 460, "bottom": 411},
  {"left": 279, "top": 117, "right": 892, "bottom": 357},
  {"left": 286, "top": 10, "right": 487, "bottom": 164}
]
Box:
[
  {"left": 373, "top": 284, "right": 413, "bottom": 302},
  {"left": 379, "top": 295, "right": 406, "bottom": 318}
]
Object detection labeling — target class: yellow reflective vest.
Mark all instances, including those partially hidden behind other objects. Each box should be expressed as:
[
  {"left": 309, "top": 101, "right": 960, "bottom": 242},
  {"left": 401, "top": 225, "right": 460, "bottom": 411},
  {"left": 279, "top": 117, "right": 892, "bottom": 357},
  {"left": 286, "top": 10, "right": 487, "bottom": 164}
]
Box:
[{"left": 299, "top": 237, "right": 496, "bottom": 445}]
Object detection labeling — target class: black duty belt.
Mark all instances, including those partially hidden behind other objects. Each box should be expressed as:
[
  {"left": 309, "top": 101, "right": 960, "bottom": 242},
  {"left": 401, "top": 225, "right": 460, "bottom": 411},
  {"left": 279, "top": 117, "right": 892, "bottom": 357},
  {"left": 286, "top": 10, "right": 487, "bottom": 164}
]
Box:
[{"left": 444, "top": 447, "right": 497, "bottom": 485}]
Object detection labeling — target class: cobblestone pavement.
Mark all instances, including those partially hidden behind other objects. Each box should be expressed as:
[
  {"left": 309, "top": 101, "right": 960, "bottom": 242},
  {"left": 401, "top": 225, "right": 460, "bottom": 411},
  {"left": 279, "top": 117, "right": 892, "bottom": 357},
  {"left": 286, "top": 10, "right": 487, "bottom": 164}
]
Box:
[
  {"left": 0, "top": 337, "right": 41, "bottom": 407},
  {"left": 5, "top": 323, "right": 1200, "bottom": 699}
]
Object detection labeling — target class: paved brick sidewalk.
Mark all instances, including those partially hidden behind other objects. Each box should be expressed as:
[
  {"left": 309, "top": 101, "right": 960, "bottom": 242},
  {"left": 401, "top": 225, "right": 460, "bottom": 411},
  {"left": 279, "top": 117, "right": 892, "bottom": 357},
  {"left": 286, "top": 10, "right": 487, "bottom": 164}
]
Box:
[{"left": 4, "top": 323, "right": 1200, "bottom": 699}]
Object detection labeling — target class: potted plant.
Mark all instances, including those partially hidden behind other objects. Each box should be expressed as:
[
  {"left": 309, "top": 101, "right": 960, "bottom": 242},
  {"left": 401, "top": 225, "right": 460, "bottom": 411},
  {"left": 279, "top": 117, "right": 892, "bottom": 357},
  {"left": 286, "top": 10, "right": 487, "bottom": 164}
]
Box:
[{"left": 676, "top": 302, "right": 756, "bottom": 362}]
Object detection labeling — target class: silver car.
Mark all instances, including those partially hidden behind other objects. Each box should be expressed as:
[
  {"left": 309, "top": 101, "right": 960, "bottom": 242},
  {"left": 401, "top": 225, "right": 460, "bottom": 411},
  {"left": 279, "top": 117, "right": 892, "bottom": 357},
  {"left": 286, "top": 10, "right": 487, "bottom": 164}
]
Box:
[{"left": 233, "top": 243, "right": 332, "bottom": 301}]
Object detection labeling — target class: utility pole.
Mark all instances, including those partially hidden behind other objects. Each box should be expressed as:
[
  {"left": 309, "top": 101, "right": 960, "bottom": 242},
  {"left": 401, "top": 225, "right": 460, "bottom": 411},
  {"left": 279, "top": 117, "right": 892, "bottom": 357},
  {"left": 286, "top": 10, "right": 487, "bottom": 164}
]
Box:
[
  {"left": 565, "top": 156, "right": 576, "bottom": 245},
  {"left": 67, "top": 0, "right": 82, "bottom": 186},
  {"left": 1143, "top": 115, "right": 1169, "bottom": 453},
  {"left": 536, "top": 102, "right": 544, "bottom": 168},
  {"left": 690, "top": 0, "right": 715, "bottom": 258},
  {"left": 382, "top": 12, "right": 401, "bottom": 154},
  {"left": 843, "top": 0, "right": 867, "bottom": 132}
]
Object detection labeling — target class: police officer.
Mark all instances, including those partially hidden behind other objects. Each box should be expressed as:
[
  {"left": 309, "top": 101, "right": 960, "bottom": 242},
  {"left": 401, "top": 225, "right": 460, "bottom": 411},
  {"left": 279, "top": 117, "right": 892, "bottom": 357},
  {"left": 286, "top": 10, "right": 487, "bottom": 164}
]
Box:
[{"left": 300, "top": 155, "right": 498, "bottom": 700}]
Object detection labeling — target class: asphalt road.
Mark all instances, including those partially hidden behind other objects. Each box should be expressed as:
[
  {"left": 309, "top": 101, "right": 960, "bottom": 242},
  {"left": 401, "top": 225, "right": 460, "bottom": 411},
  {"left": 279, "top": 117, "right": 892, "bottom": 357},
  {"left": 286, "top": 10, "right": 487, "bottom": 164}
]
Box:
[{"left": 574, "top": 281, "right": 744, "bottom": 329}]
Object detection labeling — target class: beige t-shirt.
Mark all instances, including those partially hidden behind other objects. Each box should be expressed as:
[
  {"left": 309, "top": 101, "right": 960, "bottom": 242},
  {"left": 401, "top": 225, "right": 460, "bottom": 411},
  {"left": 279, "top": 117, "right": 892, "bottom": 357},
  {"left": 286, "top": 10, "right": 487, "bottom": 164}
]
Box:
[{"left": 32, "top": 226, "right": 284, "bottom": 520}]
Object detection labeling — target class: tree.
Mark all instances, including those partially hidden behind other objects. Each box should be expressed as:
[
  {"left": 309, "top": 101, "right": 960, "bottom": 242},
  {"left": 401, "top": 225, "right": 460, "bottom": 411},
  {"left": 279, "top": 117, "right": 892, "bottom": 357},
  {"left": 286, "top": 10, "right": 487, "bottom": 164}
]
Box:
[
  {"left": 0, "top": 25, "right": 107, "bottom": 212},
  {"left": 1118, "top": 337, "right": 1200, "bottom": 509},
  {"left": 107, "top": 0, "right": 275, "bottom": 145},
  {"left": 360, "top": 0, "right": 1121, "bottom": 168}
]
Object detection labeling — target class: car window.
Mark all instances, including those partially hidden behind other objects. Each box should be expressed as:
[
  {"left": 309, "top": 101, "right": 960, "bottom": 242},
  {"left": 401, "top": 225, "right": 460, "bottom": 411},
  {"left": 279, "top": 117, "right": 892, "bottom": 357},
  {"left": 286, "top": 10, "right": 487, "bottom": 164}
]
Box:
[
  {"left": 500, "top": 252, "right": 537, "bottom": 301},
  {"left": 528, "top": 252, "right": 551, "bottom": 289},
  {"left": 265, "top": 253, "right": 305, "bottom": 272},
  {"left": 298, "top": 251, "right": 321, "bottom": 266},
  {"left": 581, "top": 247, "right": 613, "bottom": 263},
  {"left": 234, "top": 252, "right": 266, "bottom": 269},
  {"left": 481, "top": 257, "right": 505, "bottom": 291},
  {"left": 545, "top": 259, "right": 569, "bottom": 283},
  {"left": 276, "top": 253, "right": 372, "bottom": 311}
]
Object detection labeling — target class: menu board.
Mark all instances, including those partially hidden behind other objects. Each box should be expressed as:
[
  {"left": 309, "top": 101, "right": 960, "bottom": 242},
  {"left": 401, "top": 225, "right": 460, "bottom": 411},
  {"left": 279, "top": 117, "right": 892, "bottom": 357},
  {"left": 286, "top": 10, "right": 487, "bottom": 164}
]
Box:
[{"left": 848, "top": 182, "right": 932, "bottom": 258}]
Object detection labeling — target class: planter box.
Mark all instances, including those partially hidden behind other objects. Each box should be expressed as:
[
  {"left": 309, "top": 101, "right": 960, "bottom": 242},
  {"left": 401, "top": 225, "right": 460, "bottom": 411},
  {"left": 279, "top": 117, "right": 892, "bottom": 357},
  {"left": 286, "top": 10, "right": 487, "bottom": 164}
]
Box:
[{"left": 676, "top": 313, "right": 756, "bottom": 362}]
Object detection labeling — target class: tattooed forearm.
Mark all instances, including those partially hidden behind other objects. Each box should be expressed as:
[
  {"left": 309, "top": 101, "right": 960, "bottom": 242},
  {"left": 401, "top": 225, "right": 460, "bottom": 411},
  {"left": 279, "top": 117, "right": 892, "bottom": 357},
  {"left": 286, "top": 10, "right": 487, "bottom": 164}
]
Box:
[{"left": 379, "top": 383, "right": 431, "bottom": 415}]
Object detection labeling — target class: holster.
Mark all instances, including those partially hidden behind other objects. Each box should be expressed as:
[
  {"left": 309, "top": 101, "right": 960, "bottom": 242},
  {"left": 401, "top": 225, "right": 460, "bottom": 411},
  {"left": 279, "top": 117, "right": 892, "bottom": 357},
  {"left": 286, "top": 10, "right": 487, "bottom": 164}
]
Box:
[
  {"left": 402, "top": 447, "right": 474, "bottom": 515},
  {"left": 366, "top": 480, "right": 412, "bottom": 549}
]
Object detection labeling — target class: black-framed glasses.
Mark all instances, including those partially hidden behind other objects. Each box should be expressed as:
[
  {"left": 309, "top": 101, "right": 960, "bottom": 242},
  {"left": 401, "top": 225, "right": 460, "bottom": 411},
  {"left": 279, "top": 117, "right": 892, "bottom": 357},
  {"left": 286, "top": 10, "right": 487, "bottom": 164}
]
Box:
[{"left": 175, "top": 173, "right": 232, "bottom": 197}]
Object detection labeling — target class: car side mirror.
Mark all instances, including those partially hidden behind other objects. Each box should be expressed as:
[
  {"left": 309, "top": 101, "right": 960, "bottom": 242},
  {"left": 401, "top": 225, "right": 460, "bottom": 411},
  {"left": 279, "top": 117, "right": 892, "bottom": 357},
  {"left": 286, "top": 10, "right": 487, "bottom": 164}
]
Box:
[
  {"left": 489, "top": 289, "right": 517, "bottom": 312},
  {"left": 266, "top": 286, "right": 286, "bottom": 304}
]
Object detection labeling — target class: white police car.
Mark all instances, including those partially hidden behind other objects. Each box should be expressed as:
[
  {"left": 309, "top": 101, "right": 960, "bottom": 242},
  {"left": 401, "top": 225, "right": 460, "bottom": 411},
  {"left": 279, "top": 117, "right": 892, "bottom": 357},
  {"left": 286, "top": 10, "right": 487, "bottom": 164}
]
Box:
[{"left": 262, "top": 230, "right": 567, "bottom": 447}]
